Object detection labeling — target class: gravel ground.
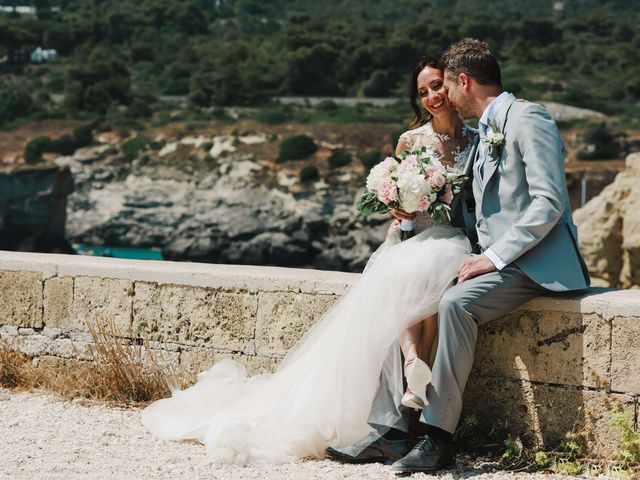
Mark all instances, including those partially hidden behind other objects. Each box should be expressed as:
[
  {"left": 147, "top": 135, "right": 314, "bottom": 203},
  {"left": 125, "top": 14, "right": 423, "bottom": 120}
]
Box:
[{"left": 0, "top": 390, "right": 612, "bottom": 480}]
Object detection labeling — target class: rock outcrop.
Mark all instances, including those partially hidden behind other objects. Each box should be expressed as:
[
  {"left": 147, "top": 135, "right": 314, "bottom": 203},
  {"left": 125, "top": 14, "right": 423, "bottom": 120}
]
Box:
[
  {"left": 58, "top": 131, "right": 390, "bottom": 272},
  {"left": 574, "top": 152, "right": 640, "bottom": 288},
  {"left": 0, "top": 164, "right": 74, "bottom": 253}
]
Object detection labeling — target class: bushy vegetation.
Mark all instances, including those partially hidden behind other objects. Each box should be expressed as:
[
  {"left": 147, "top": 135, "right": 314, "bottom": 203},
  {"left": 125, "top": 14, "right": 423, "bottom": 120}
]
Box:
[
  {"left": 576, "top": 122, "right": 620, "bottom": 160},
  {"left": 121, "top": 135, "right": 149, "bottom": 160},
  {"left": 299, "top": 164, "right": 320, "bottom": 182},
  {"left": 359, "top": 150, "right": 381, "bottom": 170},
  {"left": 278, "top": 134, "right": 317, "bottom": 161},
  {"left": 22, "top": 124, "right": 94, "bottom": 162},
  {"left": 0, "top": 0, "right": 639, "bottom": 127},
  {"left": 327, "top": 150, "right": 352, "bottom": 168}
]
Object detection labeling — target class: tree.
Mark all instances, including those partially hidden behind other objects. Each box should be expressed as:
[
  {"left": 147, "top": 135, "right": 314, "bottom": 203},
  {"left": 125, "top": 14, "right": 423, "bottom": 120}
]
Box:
[{"left": 64, "top": 48, "right": 131, "bottom": 114}]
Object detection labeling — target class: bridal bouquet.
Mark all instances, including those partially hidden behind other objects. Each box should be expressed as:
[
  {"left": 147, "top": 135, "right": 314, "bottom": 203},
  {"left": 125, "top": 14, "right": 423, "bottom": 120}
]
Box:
[{"left": 356, "top": 147, "right": 465, "bottom": 240}]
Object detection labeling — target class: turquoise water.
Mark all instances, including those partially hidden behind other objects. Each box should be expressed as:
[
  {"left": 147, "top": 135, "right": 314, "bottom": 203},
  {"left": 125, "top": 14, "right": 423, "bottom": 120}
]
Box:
[{"left": 72, "top": 244, "right": 164, "bottom": 260}]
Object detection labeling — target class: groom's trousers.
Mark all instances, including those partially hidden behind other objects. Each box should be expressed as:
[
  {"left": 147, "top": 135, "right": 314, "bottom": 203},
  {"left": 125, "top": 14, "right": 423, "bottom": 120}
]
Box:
[{"left": 368, "top": 264, "right": 547, "bottom": 434}]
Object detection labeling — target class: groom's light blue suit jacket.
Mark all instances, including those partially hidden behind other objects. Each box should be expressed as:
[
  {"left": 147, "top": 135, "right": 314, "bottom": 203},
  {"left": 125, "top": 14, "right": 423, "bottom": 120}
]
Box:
[{"left": 452, "top": 93, "right": 590, "bottom": 292}]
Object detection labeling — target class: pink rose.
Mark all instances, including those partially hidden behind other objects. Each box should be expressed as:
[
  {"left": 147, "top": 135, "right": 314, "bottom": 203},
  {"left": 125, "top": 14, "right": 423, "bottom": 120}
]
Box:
[
  {"left": 417, "top": 195, "right": 431, "bottom": 211},
  {"left": 438, "top": 184, "right": 454, "bottom": 204},
  {"left": 423, "top": 165, "right": 436, "bottom": 178},
  {"left": 399, "top": 154, "right": 418, "bottom": 172},
  {"left": 378, "top": 180, "right": 398, "bottom": 205},
  {"left": 431, "top": 172, "right": 446, "bottom": 189}
]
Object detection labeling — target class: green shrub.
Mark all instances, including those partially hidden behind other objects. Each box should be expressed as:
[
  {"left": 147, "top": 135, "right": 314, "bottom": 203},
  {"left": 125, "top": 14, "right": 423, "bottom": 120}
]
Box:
[
  {"left": 24, "top": 136, "right": 51, "bottom": 164},
  {"left": 315, "top": 99, "right": 338, "bottom": 112},
  {"left": 327, "top": 150, "right": 351, "bottom": 168},
  {"left": 359, "top": 150, "right": 381, "bottom": 170},
  {"left": 577, "top": 123, "right": 620, "bottom": 160},
  {"left": 121, "top": 136, "right": 149, "bottom": 160},
  {"left": 47, "top": 134, "right": 77, "bottom": 155},
  {"left": 299, "top": 165, "right": 319, "bottom": 183},
  {"left": 73, "top": 124, "right": 94, "bottom": 148},
  {"left": 278, "top": 134, "right": 317, "bottom": 162},
  {"left": 256, "top": 109, "right": 288, "bottom": 124}
]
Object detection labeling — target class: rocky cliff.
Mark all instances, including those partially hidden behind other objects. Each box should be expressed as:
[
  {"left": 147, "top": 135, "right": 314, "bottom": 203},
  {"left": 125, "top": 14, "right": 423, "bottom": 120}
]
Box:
[
  {"left": 574, "top": 152, "right": 640, "bottom": 288},
  {"left": 57, "top": 123, "right": 392, "bottom": 272},
  {"left": 0, "top": 164, "right": 73, "bottom": 253}
]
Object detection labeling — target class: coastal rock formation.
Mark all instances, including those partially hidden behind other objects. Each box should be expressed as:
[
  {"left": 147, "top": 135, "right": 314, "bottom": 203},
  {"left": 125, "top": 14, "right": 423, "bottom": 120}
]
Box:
[
  {"left": 574, "top": 152, "right": 640, "bottom": 288},
  {"left": 58, "top": 130, "right": 390, "bottom": 272},
  {"left": 0, "top": 164, "right": 73, "bottom": 252}
]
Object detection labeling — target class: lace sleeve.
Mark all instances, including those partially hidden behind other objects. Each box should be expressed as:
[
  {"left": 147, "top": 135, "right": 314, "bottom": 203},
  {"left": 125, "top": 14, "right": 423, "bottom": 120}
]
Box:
[{"left": 397, "top": 131, "right": 413, "bottom": 152}]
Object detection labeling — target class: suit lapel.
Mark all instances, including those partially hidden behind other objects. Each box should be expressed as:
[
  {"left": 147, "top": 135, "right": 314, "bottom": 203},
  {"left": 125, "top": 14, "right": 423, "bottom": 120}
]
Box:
[
  {"left": 464, "top": 135, "right": 479, "bottom": 177},
  {"left": 481, "top": 94, "right": 516, "bottom": 192}
]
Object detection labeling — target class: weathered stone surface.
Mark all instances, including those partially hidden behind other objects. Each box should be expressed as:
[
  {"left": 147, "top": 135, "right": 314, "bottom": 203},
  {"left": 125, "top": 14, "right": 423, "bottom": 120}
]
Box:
[
  {"left": 34, "top": 355, "right": 90, "bottom": 376},
  {"left": 178, "top": 349, "right": 219, "bottom": 383},
  {"left": 0, "top": 270, "right": 43, "bottom": 328},
  {"left": 44, "top": 276, "right": 73, "bottom": 328},
  {"left": 255, "top": 291, "right": 338, "bottom": 356},
  {"left": 3, "top": 332, "right": 92, "bottom": 360},
  {"left": 132, "top": 282, "right": 162, "bottom": 339},
  {"left": 575, "top": 152, "right": 640, "bottom": 288},
  {"left": 611, "top": 316, "right": 640, "bottom": 394},
  {"left": 473, "top": 310, "right": 610, "bottom": 389},
  {"left": 72, "top": 276, "right": 133, "bottom": 334},
  {"left": 179, "top": 349, "right": 281, "bottom": 385},
  {"left": 463, "top": 377, "right": 635, "bottom": 457},
  {"left": 135, "top": 284, "right": 257, "bottom": 351}
]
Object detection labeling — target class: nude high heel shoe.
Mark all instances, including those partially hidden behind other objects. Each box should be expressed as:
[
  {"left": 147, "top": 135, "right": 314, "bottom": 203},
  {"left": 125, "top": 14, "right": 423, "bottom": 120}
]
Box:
[{"left": 401, "top": 358, "right": 432, "bottom": 411}]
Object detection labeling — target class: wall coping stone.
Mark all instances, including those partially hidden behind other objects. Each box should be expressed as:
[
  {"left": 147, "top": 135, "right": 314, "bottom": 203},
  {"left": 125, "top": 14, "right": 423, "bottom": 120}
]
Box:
[{"left": 0, "top": 250, "right": 639, "bottom": 317}]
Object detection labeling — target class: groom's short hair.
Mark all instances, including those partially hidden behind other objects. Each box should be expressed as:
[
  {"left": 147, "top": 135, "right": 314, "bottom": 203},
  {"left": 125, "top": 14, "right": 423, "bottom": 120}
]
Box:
[{"left": 441, "top": 38, "right": 502, "bottom": 87}]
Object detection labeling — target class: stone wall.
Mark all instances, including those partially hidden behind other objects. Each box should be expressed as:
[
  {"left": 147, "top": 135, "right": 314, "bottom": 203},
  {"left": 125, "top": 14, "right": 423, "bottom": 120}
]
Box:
[{"left": 0, "top": 250, "right": 639, "bottom": 457}]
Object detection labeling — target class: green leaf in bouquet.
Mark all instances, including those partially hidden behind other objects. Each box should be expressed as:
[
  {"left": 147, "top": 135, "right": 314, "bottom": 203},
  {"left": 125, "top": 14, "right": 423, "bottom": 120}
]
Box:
[{"left": 356, "top": 190, "right": 390, "bottom": 216}]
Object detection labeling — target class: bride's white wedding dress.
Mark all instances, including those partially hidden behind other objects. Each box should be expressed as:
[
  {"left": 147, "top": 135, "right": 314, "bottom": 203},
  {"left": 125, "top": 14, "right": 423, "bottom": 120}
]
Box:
[{"left": 141, "top": 122, "right": 476, "bottom": 464}]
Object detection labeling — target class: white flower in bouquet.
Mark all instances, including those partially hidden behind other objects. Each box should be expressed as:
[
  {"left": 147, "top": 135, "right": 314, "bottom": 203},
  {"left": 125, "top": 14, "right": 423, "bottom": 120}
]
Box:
[
  {"left": 396, "top": 169, "right": 432, "bottom": 213},
  {"left": 366, "top": 156, "right": 397, "bottom": 192}
]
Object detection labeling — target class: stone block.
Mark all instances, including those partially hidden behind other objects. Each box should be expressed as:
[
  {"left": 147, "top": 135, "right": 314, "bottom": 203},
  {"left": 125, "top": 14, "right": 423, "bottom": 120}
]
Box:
[
  {"left": 611, "top": 316, "right": 640, "bottom": 394},
  {"left": 44, "top": 276, "right": 73, "bottom": 328},
  {"left": 473, "top": 310, "right": 610, "bottom": 389},
  {"left": 132, "top": 282, "right": 162, "bottom": 339},
  {"left": 72, "top": 277, "right": 134, "bottom": 334},
  {"left": 240, "top": 354, "right": 281, "bottom": 375},
  {"left": 135, "top": 284, "right": 257, "bottom": 351},
  {"left": 178, "top": 349, "right": 282, "bottom": 387},
  {"left": 463, "top": 376, "right": 634, "bottom": 457},
  {"left": 179, "top": 348, "right": 219, "bottom": 383},
  {"left": 0, "top": 270, "right": 43, "bottom": 328},
  {"left": 255, "top": 291, "right": 338, "bottom": 356}
]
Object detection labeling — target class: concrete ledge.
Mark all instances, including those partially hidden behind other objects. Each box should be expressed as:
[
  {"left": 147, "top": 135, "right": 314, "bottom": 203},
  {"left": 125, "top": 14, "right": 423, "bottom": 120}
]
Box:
[{"left": 0, "top": 250, "right": 639, "bottom": 457}]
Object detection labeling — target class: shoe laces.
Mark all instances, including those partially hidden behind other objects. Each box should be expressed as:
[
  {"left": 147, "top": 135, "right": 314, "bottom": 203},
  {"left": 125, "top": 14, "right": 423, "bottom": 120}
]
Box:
[{"left": 414, "top": 435, "right": 436, "bottom": 452}]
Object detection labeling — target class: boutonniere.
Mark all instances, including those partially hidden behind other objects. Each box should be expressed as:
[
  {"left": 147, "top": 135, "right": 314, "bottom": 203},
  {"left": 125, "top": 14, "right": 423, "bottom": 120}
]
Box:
[{"left": 482, "top": 120, "right": 505, "bottom": 159}]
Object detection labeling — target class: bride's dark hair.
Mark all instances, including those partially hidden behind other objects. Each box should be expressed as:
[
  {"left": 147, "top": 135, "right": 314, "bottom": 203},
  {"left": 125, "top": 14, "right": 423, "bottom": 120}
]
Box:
[{"left": 409, "top": 57, "right": 441, "bottom": 128}]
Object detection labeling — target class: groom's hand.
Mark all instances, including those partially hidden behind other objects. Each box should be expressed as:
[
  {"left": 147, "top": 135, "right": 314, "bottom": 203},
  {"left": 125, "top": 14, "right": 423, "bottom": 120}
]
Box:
[{"left": 457, "top": 254, "right": 496, "bottom": 283}]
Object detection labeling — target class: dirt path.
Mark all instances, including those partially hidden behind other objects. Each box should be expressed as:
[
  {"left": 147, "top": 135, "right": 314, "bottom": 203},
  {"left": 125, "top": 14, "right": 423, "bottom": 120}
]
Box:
[{"left": 0, "top": 390, "right": 611, "bottom": 480}]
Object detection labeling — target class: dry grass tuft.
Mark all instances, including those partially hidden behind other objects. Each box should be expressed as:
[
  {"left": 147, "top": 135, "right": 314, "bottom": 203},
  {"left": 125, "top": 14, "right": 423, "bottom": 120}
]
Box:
[
  {"left": 80, "top": 318, "right": 174, "bottom": 404},
  {"left": 0, "top": 318, "right": 188, "bottom": 406}
]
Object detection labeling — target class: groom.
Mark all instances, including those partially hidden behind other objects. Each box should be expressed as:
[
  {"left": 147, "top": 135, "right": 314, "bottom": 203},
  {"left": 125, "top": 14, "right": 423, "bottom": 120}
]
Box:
[{"left": 326, "top": 38, "right": 590, "bottom": 472}]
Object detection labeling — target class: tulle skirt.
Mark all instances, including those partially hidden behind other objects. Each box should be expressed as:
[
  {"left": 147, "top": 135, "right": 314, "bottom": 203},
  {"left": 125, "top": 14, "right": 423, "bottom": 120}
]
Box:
[{"left": 141, "top": 224, "right": 471, "bottom": 464}]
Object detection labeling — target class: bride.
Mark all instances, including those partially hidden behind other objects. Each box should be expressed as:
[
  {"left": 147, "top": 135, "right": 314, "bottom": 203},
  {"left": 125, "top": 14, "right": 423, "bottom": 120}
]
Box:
[{"left": 141, "top": 57, "right": 477, "bottom": 464}]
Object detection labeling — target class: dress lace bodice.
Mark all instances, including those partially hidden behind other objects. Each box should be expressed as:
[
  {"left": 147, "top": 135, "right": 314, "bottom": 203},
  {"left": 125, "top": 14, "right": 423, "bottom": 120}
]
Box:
[
  {"left": 398, "top": 121, "right": 475, "bottom": 174},
  {"left": 388, "top": 122, "right": 477, "bottom": 236}
]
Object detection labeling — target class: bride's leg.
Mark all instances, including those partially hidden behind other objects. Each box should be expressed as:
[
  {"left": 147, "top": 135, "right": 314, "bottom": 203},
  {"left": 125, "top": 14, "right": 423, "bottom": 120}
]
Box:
[
  {"left": 399, "top": 322, "right": 423, "bottom": 365},
  {"left": 399, "top": 315, "right": 436, "bottom": 411}
]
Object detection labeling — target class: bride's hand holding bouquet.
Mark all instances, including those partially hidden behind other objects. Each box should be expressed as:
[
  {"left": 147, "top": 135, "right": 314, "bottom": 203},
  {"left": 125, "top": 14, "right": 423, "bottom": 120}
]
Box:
[{"left": 356, "top": 147, "right": 465, "bottom": 241}]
